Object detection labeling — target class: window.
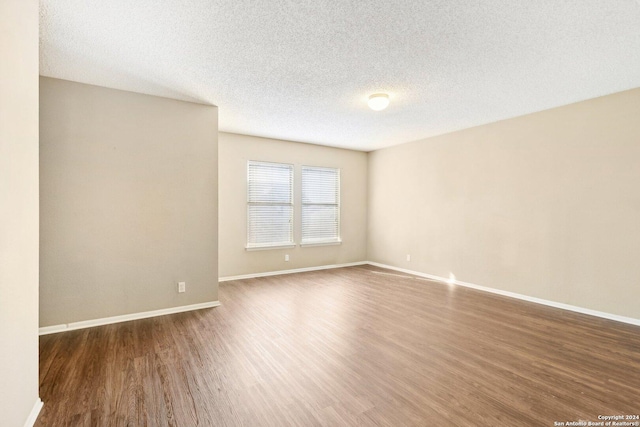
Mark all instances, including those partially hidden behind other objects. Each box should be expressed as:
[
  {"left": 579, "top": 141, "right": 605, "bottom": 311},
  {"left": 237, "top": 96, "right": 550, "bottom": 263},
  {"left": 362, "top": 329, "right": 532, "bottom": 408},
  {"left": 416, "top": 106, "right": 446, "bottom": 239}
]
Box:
[
  {"left": 301, "top": 166, "right": 341, "bottom": 245},
  {"left": 247, "top": 161, "right": 294, "bottom": 249}
]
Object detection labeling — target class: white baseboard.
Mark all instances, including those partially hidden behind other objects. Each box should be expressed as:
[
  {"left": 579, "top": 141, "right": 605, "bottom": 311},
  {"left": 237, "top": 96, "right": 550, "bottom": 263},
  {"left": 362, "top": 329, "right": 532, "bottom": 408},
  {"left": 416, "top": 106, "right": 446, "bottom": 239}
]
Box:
[
  {"left": 219, "top": 261, "right": 368, "bottom": 282},
  {"left": 38, "top": 261, "right": 640, "bottom": 334},
  {"left": 39, "top": 301, "right": 220, "bottom": 336},
  {"left": 367, "top": 261, "right": 640, "bottom": 327},
  {"left": 23, "top": 398, "right": 43, "bottom": 427}
]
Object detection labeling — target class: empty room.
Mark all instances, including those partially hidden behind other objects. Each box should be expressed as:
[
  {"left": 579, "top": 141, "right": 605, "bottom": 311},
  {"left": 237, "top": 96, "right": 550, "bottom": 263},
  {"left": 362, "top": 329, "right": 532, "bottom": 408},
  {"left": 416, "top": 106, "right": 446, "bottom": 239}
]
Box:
[{"left": 2, "top": 1, "right": 640, "bottom": 426}]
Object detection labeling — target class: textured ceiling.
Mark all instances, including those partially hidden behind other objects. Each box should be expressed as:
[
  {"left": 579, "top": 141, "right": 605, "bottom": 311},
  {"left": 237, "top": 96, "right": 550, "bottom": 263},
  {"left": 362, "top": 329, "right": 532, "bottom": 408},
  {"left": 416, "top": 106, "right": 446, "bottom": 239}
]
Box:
[{"left": 40, "top": 1, "right": 640, "bottom": 151}]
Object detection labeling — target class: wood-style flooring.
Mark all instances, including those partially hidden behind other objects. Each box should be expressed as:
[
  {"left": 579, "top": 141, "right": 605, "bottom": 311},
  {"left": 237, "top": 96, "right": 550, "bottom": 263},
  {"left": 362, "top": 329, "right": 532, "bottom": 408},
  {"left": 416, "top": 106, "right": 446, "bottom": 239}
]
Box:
[{"left": 37, "top": 265, "right": 640, "bottom": 426}]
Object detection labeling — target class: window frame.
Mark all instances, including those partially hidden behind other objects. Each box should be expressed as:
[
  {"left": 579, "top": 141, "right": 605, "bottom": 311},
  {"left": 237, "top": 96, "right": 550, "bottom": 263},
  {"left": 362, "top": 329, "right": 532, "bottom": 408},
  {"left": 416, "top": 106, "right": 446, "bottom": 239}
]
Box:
[
  {"left": 300, "top": 165, "right": 342, "bottom": 247},
  {"left": 245, "top": 160, "right": 296, "bottom": 251}
]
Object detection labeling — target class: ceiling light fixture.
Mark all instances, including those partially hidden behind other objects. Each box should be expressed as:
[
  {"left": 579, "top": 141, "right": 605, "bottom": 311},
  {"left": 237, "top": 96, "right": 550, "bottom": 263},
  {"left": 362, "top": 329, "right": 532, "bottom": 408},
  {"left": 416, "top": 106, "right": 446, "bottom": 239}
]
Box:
[{"left": 368, "top": 93, "right": 389, "bottom": 111}]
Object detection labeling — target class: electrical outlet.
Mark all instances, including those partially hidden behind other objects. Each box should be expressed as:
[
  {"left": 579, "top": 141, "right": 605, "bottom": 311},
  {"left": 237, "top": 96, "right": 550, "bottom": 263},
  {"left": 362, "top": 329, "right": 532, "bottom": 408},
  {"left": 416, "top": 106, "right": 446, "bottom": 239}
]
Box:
[
  {"left": 285, "top": 254, "right": 290, "bottom": 262},
  {"left": 406, "top": 254, "right": 411, "bottom": 262},
  {"left": 178, "top": 281, "right": 186, "bottom": 293}
]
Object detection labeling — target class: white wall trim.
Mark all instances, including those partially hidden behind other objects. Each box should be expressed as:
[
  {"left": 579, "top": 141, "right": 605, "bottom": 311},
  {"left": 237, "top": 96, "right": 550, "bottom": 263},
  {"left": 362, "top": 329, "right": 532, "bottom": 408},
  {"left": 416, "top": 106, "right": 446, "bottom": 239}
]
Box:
[
  {"left": 367, "top": 262, "right": 640, "bottom": 327},
  {"left": 23, "top": 398, "right": 43, "bottom": 427},
  {"left": 39, "top": 301, "right": 220, "bottom": 336},
  {"left": 38, "top": 262, "right": 639, "bottom": 335},
  {"left": 245, "top": 243, "right": 296, "bottom": 251},
  {"left": 300, "top": 239, "right": 342, "bottom": 247},
  {"left": 219, "top": 261, "right": 368, "bottom": 282}
]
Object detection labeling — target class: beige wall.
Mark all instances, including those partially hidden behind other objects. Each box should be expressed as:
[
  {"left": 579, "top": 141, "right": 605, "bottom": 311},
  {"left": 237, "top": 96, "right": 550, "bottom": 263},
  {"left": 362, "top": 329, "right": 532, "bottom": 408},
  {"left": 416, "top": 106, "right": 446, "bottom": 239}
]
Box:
[
  {"left": 40, "top": 78, "right": 218, "bottom": 327},
  {"left": 368, "top": 88, "right": 640, "bottom": 319},
  {"left": 219, "top": 132, "right": 367, "bottom": 277},
  {"left": 0, "top": 0, "right": 41, "bottom": 425}
]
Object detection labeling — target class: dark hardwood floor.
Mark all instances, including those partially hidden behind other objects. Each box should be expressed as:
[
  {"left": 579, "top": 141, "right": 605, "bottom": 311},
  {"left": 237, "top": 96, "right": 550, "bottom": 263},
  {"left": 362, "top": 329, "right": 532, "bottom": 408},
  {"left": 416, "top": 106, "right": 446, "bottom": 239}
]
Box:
[{"left": 37, "top": 265, "right": 640, "bottom": 426}]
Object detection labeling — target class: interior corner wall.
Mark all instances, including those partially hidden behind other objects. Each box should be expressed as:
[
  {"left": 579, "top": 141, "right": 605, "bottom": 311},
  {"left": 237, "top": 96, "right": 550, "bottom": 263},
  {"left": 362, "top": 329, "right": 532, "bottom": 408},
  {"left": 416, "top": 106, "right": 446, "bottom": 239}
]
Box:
[
  {"left": 0, "top": 0, "right": 41, "bottom": 425},
  {"left": 39, "top": 77, "right": 219, "bottom": 327},
  {"left": 218, "top": 132, "right": 367, "bottom": 278},
  {"left": 367, "top": 88, "right": 640, "bottom": 320}
]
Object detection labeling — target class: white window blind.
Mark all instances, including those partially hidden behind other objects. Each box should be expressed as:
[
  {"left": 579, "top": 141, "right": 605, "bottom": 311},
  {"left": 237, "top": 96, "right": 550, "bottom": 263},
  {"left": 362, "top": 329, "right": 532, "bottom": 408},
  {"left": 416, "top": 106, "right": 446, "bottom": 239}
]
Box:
[
  {"left": 247, "top": 161, "right": 294, "bottom": 249},
  {"left": 301, "top": 166, "right": 341, "bottom": 245}
]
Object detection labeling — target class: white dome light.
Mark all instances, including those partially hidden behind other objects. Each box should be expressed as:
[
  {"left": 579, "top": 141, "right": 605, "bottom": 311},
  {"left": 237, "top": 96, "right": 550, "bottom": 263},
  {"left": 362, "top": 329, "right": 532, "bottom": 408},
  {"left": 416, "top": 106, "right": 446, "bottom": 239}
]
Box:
[{"left": 368, "top": 93, "right": 389, "bottom": 111}]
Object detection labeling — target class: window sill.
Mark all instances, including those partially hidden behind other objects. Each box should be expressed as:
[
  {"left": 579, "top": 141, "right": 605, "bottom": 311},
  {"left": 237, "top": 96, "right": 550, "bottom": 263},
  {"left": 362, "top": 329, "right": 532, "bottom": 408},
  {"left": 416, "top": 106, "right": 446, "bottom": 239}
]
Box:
[
  {"left": 245, "top": 243, "right": 296, "bottom": 251},
  {"left": 300, "top": 240, "right": 342, "bottom": 248}
]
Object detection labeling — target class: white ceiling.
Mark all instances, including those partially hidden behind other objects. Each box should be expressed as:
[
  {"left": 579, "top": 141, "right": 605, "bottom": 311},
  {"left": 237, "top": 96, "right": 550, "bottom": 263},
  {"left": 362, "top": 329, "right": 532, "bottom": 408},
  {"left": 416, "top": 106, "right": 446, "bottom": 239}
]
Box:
[{"left": 40, "top": 1, "right": 640, "bottom": 151}]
